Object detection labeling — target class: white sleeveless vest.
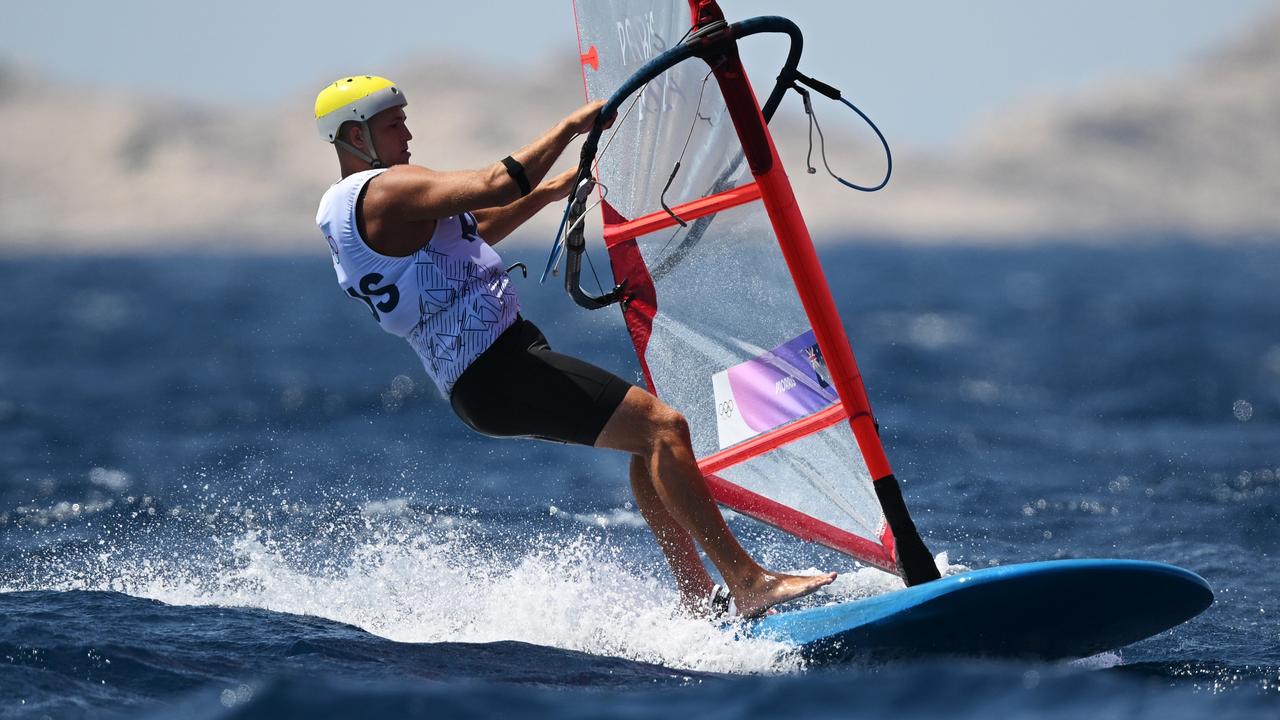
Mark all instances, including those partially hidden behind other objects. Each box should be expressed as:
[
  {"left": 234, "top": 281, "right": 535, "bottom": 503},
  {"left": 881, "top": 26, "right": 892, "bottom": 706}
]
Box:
[{"left": 316, "top": 168, "right": 520, "bottom": 396}]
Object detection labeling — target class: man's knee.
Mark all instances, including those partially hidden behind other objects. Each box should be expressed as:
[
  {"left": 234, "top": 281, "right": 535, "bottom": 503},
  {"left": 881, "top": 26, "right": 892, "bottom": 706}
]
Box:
[
  {"left": 602, "top": 389, "right": 692, "bottom": 455},
  {"left": 648, "top": 401, "right": 691, "bottom": 450}
]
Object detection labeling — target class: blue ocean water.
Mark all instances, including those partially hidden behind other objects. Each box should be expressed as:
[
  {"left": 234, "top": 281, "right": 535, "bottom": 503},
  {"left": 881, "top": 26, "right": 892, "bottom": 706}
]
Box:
[{"left": 1, "top": 243, "right": 1277, "bottom": 718}]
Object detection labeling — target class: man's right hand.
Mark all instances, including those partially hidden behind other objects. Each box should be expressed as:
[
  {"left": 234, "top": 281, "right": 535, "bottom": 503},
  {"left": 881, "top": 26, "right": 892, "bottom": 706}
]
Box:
[
  {"left": 562, "top": 100, "right": 608, "bottom": 136},
  {"left": 541, "top": 167, "right": 579, "bottom": 202}
]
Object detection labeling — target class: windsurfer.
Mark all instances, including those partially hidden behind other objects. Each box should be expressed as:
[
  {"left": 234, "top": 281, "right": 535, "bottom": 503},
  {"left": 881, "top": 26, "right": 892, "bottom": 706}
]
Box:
[{"left": 313, "top": 76, "right": 835, "bottom": 619}]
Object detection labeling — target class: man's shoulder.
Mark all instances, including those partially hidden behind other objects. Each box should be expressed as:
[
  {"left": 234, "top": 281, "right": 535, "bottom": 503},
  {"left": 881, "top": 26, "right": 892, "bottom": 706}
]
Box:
[
  {"left": 361, "top": 165, "right": 435, "bottom": 223},
  {"left": 323, "top": 168, "right": 388, "bottom": 201},
  {"left": 362, "top": 164, "right": 423, "bottom": 195},
  {"left": 317, "top": 169, "right": 386, "bottom": 225}
]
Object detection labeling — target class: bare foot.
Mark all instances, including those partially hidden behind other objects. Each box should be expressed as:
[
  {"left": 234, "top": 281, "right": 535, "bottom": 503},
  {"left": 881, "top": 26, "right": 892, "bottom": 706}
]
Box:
[{"left": 732, "top": 571, "right": 837, "bottom": 619}]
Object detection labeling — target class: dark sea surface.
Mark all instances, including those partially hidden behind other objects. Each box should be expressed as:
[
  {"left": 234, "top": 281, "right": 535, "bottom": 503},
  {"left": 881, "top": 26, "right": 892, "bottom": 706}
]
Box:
[{"left": 1, "top": 243, "right": 1277, "bottom": 718}]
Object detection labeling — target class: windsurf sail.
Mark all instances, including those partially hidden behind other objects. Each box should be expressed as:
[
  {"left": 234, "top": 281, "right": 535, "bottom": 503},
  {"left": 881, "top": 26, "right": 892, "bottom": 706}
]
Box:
[{"left": 563, "top": 0, "right": 939, "bottom": 584}]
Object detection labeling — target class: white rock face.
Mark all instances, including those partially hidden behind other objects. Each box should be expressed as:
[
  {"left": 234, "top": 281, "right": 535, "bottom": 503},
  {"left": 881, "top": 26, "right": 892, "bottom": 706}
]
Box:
[
  {"left": 787, "top": 9, "right": 1280, "bottom": 243},
  {"left": 1, "top": 11, "right": 1277, "bottom": 253}
]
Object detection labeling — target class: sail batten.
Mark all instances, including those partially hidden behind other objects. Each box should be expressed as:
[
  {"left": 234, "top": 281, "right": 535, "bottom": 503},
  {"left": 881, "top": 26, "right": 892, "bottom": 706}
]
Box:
[
  {"left": 704, "top": 472, "right": 898, "bottom": 572},
  {"left": 697, "top": 403, "right": 848, "bottom": 476},
  {"left": 602, "top": 183, "right": 761, "bottom": 247}
]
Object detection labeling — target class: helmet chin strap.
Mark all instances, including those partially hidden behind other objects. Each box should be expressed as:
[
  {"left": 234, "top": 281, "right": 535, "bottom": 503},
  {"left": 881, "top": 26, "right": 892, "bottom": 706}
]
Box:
[{"left": 335, "top": 121, "right": 384, "bottom": 168}]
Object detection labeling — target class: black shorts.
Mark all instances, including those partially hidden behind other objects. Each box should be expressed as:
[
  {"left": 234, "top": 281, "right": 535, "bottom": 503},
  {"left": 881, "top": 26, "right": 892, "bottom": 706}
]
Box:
[{"left": 449, "top": 317, "right": 634, "bottom": 446}]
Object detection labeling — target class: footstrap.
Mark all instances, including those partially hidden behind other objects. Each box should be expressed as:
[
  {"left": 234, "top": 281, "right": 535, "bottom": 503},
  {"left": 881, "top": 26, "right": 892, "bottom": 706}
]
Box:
[{"left": 708, "top": 583, "right": 737, "bottom": 618}]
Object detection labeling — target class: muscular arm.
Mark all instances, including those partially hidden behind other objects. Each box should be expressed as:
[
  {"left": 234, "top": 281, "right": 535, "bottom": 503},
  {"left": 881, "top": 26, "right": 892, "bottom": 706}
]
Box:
[
  {"left": 473, "top": 168, "right": 576, "bottom": 245},
  {"left": 372, "top": 102, "right": 602, "bottom": 224}
]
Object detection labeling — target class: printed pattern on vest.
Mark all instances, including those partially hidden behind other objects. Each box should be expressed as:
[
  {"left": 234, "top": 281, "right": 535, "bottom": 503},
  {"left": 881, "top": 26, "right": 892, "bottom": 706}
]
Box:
[
  {"left": 319, "top": 169, "right": 519, "bottom": 398},
  {"left": 406, "top": 225, "right": 518, "bottom": 395}
]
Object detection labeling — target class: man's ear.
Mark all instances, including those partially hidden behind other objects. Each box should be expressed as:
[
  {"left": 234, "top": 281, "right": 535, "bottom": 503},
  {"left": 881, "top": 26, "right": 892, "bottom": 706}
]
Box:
[{"left": 341, "top": 122, "right": 367, "bottom": 151}]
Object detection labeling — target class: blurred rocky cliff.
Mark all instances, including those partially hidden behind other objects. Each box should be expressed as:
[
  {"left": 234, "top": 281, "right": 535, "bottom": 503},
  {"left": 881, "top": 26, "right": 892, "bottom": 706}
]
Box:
[{"left": 1, "top": 11, "right": 1277, "bottom": 253}]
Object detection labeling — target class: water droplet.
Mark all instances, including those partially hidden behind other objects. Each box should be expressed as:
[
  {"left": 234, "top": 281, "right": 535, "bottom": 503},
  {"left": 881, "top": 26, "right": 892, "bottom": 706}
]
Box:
[
  {"left": 391, "top": 374, "right": 415, "bottom": 396},
  {"left": 1233, "top": 399, "right": 1253, "bottom": 422}
]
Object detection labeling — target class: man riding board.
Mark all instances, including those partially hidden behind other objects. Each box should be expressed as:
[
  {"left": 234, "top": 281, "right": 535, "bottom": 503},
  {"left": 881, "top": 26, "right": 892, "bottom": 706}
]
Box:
[{"left": 313, "top": 75, "right": 835, "bottom": 619}]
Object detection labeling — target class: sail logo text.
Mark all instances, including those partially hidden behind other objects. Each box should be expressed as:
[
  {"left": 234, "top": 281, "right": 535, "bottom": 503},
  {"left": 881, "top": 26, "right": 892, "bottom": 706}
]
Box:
[
  {"left": 614, "top": 11, "right": 681, "bottom": 123},
  {"left": 615, "top": 12, "right": 659, "bottom": 67},
  {"left": 775, "top": 376, "right": 797, "bottom": 394}
]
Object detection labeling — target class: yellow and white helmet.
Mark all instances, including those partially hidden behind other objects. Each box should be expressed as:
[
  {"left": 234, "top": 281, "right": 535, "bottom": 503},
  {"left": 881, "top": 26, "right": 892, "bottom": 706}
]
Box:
[{"left": 314, "top": 75, "right": 407, "bottom": 166}]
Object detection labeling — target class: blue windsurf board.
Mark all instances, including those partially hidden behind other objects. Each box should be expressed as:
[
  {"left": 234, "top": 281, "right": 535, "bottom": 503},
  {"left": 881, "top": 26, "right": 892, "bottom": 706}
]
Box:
[{"left": 748, "top": 559, "right": 1213, "bottom": 664}]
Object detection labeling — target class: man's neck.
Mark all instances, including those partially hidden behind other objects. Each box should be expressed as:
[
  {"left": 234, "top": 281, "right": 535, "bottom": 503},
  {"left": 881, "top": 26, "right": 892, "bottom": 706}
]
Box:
[{"left": 339, "top": 157, "right": 375, "bottom": 179}]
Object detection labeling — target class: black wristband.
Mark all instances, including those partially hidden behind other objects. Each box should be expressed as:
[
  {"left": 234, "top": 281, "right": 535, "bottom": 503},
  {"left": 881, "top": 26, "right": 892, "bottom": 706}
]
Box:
[{"left": 500, "top": 155, "right": 532, "bottom": 197}]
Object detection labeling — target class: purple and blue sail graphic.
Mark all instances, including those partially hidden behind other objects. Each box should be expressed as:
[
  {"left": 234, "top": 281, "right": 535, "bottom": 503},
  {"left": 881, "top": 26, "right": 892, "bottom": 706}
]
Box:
[{"left": 711, "top": 329, "right": 839, "bottom": 449}]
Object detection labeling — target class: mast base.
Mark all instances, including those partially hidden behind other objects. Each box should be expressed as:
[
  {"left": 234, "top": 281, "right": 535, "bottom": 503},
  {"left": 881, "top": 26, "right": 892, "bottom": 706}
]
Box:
[{"left": 874, "top": 474, "right": 942, "bottom": 586}]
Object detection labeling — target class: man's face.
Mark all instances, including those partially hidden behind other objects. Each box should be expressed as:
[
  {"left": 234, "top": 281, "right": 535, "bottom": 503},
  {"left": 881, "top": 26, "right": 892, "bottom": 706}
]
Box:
[{"left": 366, "top": 106, "right": 413, "bottom": 165}]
